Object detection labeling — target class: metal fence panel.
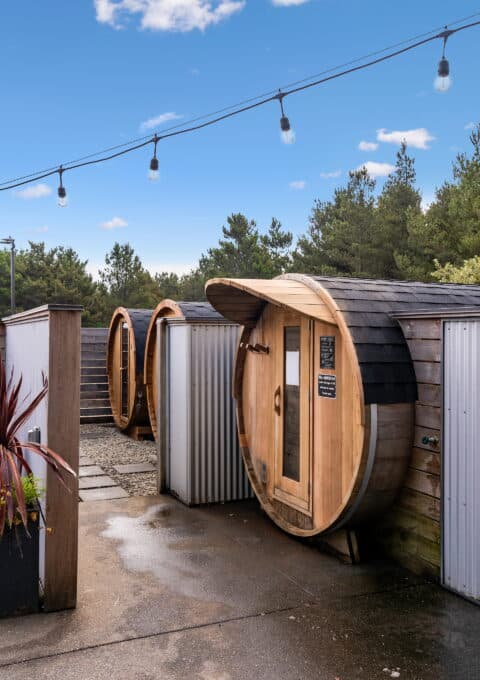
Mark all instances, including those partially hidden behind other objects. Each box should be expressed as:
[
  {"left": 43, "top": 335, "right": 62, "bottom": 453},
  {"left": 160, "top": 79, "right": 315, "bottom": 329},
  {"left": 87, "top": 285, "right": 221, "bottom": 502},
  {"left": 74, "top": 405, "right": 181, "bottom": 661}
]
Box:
[{"left": 443, "top": 319, "right": 480, "bottom": 602}]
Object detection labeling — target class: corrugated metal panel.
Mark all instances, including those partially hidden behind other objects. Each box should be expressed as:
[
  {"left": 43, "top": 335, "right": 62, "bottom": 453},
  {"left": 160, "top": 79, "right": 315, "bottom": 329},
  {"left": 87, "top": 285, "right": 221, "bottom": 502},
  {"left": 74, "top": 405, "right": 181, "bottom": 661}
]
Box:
[
  {"left": 166, "top": 321, "right": 252, "bottom": 505},
  {"left": 443, "top": 319, "right": 480, "bottom": 602}
]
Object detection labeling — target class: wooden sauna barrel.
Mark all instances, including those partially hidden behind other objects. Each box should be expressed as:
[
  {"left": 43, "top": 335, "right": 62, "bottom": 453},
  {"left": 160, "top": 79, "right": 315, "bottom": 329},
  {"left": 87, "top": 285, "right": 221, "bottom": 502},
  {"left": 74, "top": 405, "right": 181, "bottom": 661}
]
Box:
[
  {"left": 206, "top": 275, "right": 480, "bottom": 537},
  {"left": 107, "top": 307, "right": 153, "bottom": 432},
  {"left": 144, "top": 300, "right": 226, "bottom": 441}
]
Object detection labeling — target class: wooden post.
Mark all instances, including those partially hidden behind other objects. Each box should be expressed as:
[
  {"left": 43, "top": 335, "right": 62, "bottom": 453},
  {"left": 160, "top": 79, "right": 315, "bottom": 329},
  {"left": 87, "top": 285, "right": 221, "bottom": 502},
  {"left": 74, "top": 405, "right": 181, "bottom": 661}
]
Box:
[{"left": 44, "top": 308, "right": 81, "bottom": 611}]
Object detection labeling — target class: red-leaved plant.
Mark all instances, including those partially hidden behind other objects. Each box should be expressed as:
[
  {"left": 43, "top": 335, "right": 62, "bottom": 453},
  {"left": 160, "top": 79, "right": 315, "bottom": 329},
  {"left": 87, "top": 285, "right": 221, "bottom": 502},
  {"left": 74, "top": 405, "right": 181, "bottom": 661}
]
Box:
[{"left": 0, "top": 359, "right": 76, "bottom": 537}]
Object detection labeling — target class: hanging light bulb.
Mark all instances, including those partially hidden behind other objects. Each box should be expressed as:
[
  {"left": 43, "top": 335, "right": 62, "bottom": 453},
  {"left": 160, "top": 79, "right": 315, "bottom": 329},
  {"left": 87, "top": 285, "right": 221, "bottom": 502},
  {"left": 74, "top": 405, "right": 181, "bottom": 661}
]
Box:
[
  {"left": 149, "top": 134, "right": 160, "bottom": 181},
  {"left": 57, "top": 167, "right": 68, "bottom": 207},
  {"left": 434, "top": 29, "right": 453, "bottom": 93},
  {"left": 277, "top": 92, "right": 295, "bottom": 145}
]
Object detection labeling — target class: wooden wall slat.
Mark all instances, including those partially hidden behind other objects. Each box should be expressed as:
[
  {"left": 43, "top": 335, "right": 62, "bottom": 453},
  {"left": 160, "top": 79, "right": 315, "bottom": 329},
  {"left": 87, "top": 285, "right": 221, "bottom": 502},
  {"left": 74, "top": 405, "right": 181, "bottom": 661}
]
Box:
[
  {"left": 413, "top": 361, "right": 441, "bottom": 385},
  {"left": 404, "top": 468, "right": 440, "bottom": 499},
  {"left": 415, "top": 404, "right": 441, "bottom": 430},
  {"left": 406, "top": 339, "right": 441, "bottom": 362},
  {"left": 397, "top": 488, "right": 440, "bottom": 522},
  {"left": 410, "top": 447, "right": 440, "bottom": 475},
  {"left": 417, "top": 383, "right": 441, "bottom": 406},
  {"left": 399, "top": 318, "right": 441, "bottom": 340}
]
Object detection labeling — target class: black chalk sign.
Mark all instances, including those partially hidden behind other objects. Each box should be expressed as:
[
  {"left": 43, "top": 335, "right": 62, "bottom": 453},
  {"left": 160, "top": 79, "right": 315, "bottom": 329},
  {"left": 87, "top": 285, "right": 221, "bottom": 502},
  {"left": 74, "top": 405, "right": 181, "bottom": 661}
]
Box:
[
  {"left": 318, "top": 374, "right": 336, "bottom": 399},
  {"left": 320, "top": 336, "right": 335, "bottom": 369}
]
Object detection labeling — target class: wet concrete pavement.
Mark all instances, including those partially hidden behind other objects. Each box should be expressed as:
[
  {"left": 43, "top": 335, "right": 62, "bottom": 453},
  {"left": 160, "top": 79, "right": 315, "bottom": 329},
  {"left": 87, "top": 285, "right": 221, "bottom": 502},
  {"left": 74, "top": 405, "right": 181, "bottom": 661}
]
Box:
[{"left": 0, "top": 495, "right": 479, "bottom": 679}]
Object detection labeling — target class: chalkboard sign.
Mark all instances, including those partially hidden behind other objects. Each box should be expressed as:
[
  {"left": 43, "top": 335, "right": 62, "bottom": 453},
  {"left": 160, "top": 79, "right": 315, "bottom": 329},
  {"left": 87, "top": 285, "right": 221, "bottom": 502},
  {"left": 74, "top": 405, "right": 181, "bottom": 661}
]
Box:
[
  {"left": 320, "top": 336, "right": 335, "bottom": 369},
  {"left": 318, "top": 374, "right": 336, "bottom": 399}
]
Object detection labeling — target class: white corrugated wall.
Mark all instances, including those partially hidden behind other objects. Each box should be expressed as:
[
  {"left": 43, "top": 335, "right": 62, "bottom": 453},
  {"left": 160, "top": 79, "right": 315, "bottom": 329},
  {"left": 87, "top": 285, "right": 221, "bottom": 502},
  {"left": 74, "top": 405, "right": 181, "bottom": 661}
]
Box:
[{"left": 443, "top": 319, "right": 480, "bottom": 602}]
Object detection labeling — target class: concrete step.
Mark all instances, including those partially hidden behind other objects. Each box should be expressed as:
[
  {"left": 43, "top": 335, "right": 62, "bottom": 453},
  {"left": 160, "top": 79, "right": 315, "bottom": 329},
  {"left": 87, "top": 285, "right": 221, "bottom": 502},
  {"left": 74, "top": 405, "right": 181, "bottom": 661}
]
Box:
[{"left": 79, "top": 486, "right": 129, "bottom": 502}]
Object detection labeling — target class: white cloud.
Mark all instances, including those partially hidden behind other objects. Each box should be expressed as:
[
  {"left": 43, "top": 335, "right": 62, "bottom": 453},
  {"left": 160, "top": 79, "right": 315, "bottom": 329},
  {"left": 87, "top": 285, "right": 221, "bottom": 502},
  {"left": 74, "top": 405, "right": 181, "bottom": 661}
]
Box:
[
  {"left": 100, "top": 216, "right": 128, "bottom": 230},
  {"left": 35, "top": 226, "right": 49, "bottom": 233},
  {"left": 95, "top": 0, "right": 245, "bottom": 32},
  {"left": 15, "top": 183, "right": 52, "bottom": 200},
  {"left": 421, "top": 194, "right": 435, "bottom": 214},
  {"left": 271, "top": 0, "right": 311, "bottom": 5},
  {"left": 289, "top": 180, "right": 306, "bottom": 190},
  {"left": 377, "top": 128, "right": 435, "bottom": 150},
  {"left": 320, "top": 170, "right": 341, "bottom": 179},
  {"left": 465, "top": 122, "right": 477, "bottom": 130},
  {"left": 140, "top": 111, "right": 183, "bottom": 131},
  {"left": 357, "top": 161, "right": 395, "bottom": 178},
  {"left": 358, "top": 140, "right": 378, "bottom": 152}
]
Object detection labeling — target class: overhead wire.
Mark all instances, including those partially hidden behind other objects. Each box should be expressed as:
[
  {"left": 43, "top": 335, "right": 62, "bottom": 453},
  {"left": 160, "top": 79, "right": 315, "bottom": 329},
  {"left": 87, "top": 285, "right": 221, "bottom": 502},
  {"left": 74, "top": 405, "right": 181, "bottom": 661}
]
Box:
[{"left": 1, "top": 14, "right": 479, "bottom": 193}]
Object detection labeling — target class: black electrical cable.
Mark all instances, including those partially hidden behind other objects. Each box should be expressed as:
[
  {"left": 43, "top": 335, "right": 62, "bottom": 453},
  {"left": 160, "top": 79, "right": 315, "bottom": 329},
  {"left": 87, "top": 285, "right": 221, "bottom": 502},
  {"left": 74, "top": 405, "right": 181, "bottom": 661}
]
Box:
[{"left": 1, "top": 16, "right": 479, "bottom": 193}]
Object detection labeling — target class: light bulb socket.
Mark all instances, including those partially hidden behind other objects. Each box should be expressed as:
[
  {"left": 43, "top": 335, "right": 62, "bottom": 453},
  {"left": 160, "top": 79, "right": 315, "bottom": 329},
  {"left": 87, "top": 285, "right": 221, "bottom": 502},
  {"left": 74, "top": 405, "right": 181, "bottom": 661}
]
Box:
[
  {"left": 280, "top": 116, "right": 291, "bottom": 132},
  {"left": 438, "top": 57, "right": 450, "bottom": 78},
  {"left": 150, "top": 157, "right": 159, "bottom": 172},
  {"left": 58, "top": 186, "right": 66, "bottom": 199}
]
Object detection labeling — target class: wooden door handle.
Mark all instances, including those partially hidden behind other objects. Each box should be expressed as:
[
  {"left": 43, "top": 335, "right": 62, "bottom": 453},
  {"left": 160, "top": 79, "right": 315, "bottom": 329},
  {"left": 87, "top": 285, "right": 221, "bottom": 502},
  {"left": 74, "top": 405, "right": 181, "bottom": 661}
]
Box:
[{"left": 274, "top": 386, "right": 281, "bottom": 415}]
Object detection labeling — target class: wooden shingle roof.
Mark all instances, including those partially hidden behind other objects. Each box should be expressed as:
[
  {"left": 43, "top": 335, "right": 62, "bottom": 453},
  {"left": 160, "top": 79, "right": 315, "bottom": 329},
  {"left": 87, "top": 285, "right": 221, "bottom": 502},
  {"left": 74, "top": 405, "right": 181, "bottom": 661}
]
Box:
[
  {"left": 285, "top": 275, "right": 480, "bottom": 404},
  {"left": 124, "top": 308, "right": 153, "bottom": 373},
  {"left": 177, "top": 301, "right": 226, "bottom": 322},
  {"left": 206, "top": 275, "right": 480, "bottom": 406}
]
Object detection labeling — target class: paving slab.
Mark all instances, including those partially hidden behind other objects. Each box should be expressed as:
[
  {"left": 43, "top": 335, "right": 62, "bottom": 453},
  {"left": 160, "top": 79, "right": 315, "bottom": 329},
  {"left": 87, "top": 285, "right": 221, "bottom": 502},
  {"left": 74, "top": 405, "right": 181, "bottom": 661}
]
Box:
[
  {"left": 79, "top": 486, "right": 129, "bottom": 501},
  {"left": 79, "top": 456, "right": 95, "bottom": 466},
  {"left": 0, "top": 496, "right": 479, "bottom": 680},
  {"left": 79, "top": 476, "right": 118, "bottom": 490},
  {"left": 113, "top": 462, "right": 156, "bottom": 474},
  {"left": 78, "top": 465, "right": 105, "bottom": 478}
]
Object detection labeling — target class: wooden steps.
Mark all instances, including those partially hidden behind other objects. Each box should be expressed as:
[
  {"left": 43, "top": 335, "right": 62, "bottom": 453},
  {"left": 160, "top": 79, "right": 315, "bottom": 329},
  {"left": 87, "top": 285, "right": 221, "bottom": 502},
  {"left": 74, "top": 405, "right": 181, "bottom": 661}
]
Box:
[{"left": 80, "top": 328, "right": 113, "bottom": 424}]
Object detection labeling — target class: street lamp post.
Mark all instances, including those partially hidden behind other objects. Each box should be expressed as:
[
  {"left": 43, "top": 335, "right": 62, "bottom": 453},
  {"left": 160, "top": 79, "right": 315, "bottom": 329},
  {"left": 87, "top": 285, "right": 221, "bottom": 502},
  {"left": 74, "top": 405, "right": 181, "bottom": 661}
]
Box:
[{"left": 1, "top": 237, "right": 16, "bottom": 315}]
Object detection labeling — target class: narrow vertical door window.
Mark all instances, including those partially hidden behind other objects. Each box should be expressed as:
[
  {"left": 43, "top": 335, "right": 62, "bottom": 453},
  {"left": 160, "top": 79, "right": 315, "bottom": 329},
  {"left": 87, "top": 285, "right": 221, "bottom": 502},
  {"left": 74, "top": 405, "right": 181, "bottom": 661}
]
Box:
[{"left": 283, "top": 327, "right": 300, "bottom": 481}]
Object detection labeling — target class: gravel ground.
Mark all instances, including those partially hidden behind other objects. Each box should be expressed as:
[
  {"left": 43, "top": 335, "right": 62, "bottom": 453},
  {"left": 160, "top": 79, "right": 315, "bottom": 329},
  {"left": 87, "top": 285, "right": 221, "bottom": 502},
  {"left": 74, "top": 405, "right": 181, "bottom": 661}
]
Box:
[{"left": 79, "top": 424, "right": 157, "bottom": 496}]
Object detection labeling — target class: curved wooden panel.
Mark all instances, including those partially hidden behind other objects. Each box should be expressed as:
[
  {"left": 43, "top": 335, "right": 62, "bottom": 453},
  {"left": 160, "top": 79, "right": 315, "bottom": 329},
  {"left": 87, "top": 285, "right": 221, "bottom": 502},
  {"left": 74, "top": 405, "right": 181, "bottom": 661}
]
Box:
[
  {"left": 107, "top": 307, "right": 153, "bottom": 432},
  {"left": 144, "top": 300, "right": 183, "bottom": 441}
]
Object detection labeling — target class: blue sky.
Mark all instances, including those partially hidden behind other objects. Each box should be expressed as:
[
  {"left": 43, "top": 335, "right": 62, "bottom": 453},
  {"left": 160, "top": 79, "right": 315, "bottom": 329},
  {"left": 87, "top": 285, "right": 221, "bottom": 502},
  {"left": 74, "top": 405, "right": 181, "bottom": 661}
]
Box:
[{"left": 0, "top": 1, "right": 479, "bottom": 276}]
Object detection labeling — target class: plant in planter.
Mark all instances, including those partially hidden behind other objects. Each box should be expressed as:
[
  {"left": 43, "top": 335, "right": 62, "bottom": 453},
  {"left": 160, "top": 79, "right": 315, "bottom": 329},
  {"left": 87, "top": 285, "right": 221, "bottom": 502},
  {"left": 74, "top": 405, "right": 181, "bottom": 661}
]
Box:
[{"left": 0, "top": 359, "right": 75, "bottom": 618}]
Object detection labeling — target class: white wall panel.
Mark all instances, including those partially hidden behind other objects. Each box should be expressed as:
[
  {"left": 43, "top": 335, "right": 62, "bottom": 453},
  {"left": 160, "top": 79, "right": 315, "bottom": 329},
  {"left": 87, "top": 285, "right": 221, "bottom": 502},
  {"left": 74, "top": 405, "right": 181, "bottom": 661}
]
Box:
[{"left": 443, "top": 319, "right": 480, "bottom": 602}]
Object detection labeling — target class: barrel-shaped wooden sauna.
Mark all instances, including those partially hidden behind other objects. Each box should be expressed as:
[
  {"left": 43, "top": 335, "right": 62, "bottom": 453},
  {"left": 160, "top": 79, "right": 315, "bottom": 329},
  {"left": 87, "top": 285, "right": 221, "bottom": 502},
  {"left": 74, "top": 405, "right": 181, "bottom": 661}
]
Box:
[
  {"left": 107, "top": 307, "right": 153, "bottom": 433},
  {"left": 144, "top": 300, "right": 226, "bottom": 440},
  {"left": 206, "top": 274, "right": 480, "bottom": 538}
]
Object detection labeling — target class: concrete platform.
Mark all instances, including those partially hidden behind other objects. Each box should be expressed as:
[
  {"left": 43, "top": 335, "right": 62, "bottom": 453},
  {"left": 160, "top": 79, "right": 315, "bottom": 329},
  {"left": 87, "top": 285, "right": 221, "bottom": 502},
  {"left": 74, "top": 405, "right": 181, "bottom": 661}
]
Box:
[
  {"left": 78, "top": 465, "right": 105, "bottom": 478},
  {"left": 113, "top": 462, "right": 156, "bottom": 474},
  {"left": 79, "top": 486, "right": 129, "bottom": 501},
  {"left": 0, "top": 496, "right": 479, "bottom": 679},
  {"left": 79, "top": 475, "right": 118, "bottom": 490}
]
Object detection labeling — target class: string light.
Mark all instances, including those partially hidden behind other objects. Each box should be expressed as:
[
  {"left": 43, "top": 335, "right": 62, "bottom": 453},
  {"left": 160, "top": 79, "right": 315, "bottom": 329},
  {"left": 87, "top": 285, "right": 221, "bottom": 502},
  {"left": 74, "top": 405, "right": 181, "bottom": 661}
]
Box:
[
  {"left": 277, "top": 92, "right": 295, "bottom": 145},
  {"left": 57, "top": 167, "right": 67, "bottom": 208},
  {"left": 435, "top": 28, "right": 453, "bottom": 92},
  {"left": 0, "top": 15, "right": 478, "bottom": 204},
  {"left": 149, "top": 134, "right": 160, "bottom": 181}
]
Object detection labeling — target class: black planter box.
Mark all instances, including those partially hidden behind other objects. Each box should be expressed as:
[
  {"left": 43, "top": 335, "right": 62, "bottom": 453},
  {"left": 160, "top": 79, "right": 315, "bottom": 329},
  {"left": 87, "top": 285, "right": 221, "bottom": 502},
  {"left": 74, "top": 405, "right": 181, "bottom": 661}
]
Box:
[{"left": 0, "top": 510, "right": 40, "bottom": 618}]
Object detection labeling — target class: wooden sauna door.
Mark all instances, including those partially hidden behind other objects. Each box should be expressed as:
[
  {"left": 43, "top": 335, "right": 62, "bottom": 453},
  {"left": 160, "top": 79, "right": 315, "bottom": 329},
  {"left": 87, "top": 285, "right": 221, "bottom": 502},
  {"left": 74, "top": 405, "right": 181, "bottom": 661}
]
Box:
[{"left": 273, "top": 311, "right": 312, "bottom": 515}]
